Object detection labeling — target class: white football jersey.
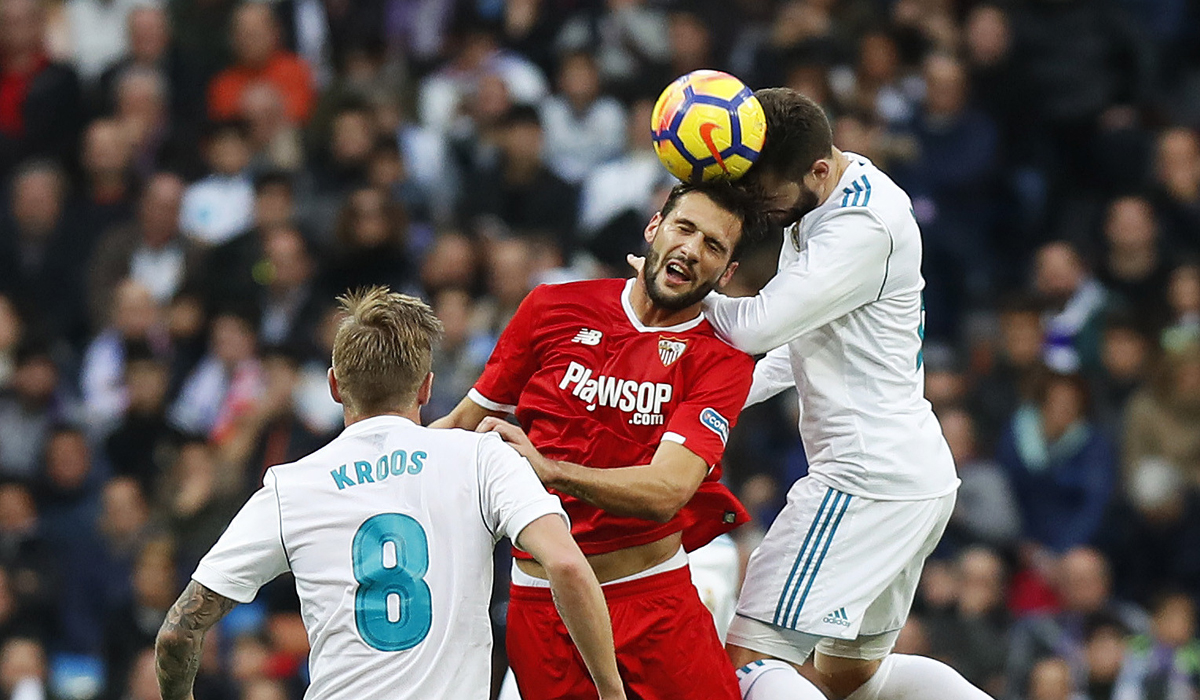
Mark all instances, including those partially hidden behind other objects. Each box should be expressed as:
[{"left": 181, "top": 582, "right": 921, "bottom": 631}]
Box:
[
  {"left": 705, "top": 153, "right": 957, "bottom": 500},
  {"left": 192, "top": 415, "right": 566, "bottom": 700}
]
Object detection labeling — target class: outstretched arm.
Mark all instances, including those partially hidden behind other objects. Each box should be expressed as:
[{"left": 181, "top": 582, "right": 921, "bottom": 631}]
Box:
[
  {"left": 155, "top": 581, "right": 237, "bottom": 700},
  {"left": 516, "top": 514, "right": 626, "bottom": 700},
  {"left": 480, "top": 418, "right": 707, "bottom": 523}
]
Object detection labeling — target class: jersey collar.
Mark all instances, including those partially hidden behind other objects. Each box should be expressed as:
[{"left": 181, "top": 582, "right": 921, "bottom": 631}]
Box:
[
  {"left": 340, "top": 414, "right": 416, "bottom": 437},
  {"left": 620, "top": 278, "right": 705, "bottom": 334}
]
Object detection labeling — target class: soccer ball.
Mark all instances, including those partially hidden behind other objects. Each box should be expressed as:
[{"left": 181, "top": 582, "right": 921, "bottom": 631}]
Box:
[{"left": 650, "top": 70, "right": 767, "bottom": 183}]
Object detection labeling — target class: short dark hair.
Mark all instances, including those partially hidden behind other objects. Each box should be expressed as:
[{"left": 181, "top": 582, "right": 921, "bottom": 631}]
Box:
[
  {"left": 751, "top": 88, "right": 833, "bottom": 182},
  {"left": 253, "top": 169, "right": 293, "bottom": 195},
  {"left": 659, "top": 181, "right": 769, "bottom": 261}
]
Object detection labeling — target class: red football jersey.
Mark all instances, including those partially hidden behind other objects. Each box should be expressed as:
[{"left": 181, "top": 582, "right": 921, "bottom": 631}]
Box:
[{"left": 471, "top": 278, "right": 753, "bottom": 557}]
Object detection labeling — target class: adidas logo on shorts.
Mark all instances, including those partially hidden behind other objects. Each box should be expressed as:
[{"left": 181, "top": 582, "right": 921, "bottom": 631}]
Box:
[{"left": 823, "top": 608, "right": 851, "bottom": 627}]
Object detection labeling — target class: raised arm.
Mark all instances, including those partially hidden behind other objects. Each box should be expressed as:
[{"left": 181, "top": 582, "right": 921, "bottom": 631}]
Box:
[
  {"left": 155, "top": 581, "right": 237, "bottom": 700},
  {"left": 516, "top": 514, "right": 626, "bottom": 700},
  {"left": 704, "top": 209, "right": 894, "bottom": 354}
]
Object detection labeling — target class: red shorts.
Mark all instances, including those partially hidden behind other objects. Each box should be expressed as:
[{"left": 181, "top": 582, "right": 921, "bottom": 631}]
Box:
[{"left": 506, "top": 566, "right": 740, "bottom": 700}]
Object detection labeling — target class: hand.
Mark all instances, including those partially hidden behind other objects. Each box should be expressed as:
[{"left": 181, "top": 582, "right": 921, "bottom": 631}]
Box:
[
  {"left": 625, "top": 254, "right": 644, "bottom": 276},
  {"left": 477, "top": 417, "right": 561, "bottom": 486}
]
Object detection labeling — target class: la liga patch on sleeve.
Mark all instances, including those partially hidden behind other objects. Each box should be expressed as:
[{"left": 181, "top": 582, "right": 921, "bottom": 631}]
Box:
[{"left": 700, "top": 408, "right": 730, "bottom": 445}]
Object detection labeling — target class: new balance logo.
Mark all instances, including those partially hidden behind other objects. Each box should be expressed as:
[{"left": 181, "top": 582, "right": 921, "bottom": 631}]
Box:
[
  {"left": 823, "top": 608, "right": 851, "bottom": 627},
  {"left": 572, "top": 328, "right": 602, "bottom": 346}
]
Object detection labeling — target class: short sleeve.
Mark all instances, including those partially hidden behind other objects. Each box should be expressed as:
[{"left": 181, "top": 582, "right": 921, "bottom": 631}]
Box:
[
  {"left": 663, "top": 348, "right": 755, "bottom": 467},
  {"left": 192, "top": 471, "right": 290, "bottom": 603},
  {"left": 470, "top": 286, "right": 545, "bottom": 413},
  {"left": 475, "top": 433, "right": 567, "bottom": 544}
]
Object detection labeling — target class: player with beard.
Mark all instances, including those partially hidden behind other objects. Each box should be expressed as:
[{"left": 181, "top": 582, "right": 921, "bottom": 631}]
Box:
[
  {"left": 433, "top": 181, "right": 766, "bottom": 700},
  {"left": 687, "top": 89, "right": 991, "bottom": 700}
]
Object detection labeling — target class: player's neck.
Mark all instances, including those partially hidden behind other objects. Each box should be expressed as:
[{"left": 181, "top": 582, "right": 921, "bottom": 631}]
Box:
[
  {"left": 344, "top": 406, "right": 423, "bottom": 428},
  {"left": 816, "top": 148, "right": 852, "bottom": 206},
  {"left": 628, "top": 277, "right": 702, "bottom": 328}
]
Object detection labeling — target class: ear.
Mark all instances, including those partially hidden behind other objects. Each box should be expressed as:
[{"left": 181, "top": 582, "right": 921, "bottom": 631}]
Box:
[
  {"left": 644, "top": 211, "right": 662, "bottom": 244},
  {"left": 416, "top": 372, "right": 433, "bottom": 407},
  {"left": 718, "top": 261, "right": 739, "bottom": 288},
  {"left": 327, "top": 368, "right": 342, "bottom": 405},
  {"left": 810, "top": 158, "right": 833, "bottom": 180}
]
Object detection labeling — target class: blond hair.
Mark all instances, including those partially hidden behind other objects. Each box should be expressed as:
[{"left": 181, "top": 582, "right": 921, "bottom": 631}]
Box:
[{"left": 332, "top": 286, "right": 443, "bottom": 415}]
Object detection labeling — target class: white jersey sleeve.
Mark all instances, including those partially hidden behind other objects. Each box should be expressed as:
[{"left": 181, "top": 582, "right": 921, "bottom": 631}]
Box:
[
  {"left": 745, "top": 346, "right": 795, "bottom": 408},
  {"left": 192, "top": 471, "right": 290, "bottom": 603},
  {"left": 704, "top": 208, "right": 893, "bottom": 355},
  {"left": 475, "top": 432, "right": 567, "bottom": 544}
]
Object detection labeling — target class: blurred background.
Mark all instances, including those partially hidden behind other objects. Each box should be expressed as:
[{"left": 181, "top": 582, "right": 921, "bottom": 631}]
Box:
[{"left": 0, "top": 0, "right": 1197, "bottom": 698}]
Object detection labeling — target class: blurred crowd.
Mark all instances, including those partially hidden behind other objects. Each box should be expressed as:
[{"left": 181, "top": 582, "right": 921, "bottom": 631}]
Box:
[{"left": 0, "top": 0, "right": 1196, "bottom": 698}]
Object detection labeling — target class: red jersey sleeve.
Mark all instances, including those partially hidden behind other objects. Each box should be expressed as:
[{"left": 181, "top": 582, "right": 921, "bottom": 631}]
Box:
[
  {"left": 469, "top": 285, "right": 546, "bottom": 413},
  {"left": 662, "top": 347, "right": 754, "bottom": 467}
]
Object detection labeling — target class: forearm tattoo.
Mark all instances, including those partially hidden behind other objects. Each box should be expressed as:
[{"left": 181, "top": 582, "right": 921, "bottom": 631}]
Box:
[{"left": 155, "top": 580, "right": 237, "bottom": 700}]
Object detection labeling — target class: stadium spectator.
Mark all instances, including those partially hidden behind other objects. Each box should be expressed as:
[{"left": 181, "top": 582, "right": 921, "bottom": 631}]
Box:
[
  {"left": 900, "top": 53, "right": 999, "bottom": 336},
  {"left": 1035, "top": 241, "right": 1108, "bottom": 373},
  {"left": 0, "top": 637, "right": 45, "bottom": 700},
  {"left": 539, "top": 51, "right": 626, "bottom": 184},
  {"left": 79, "top": 280, "right": 165, "bottom": 437},
  {"left": 922, "top": 547, "right": 1010, "bottom": 695},
  {"left": 970, "top": 295, "right": 1046, "bottom": 452},
  {"left": 1123, "top": 343, "right": 1200, "bottom": 486},
  {"left": 325, "top": 186, "right": 412, "bottom": 297},
  {"left": 161, "top": 440, "right": 239, "bottom": 573},
  {"left": 304, "top": 101, "right": 376, "bottom": 237},
  {"left": 463, "top": 105, "right": 578, "bottom": 249},
  {"left": 111, "top": 67, "right": 199, "bottom": 180},
  {"left": 0, "top": 483, "right": 56, "bottom": 643},
  {"left": 254, "top": 225, "right": 323, "bottom": 351},
  {"left": 1151, "top": 127, "right": 1200, "bottom": 256},
  {"left": 1097, "top": 196, "right": 1172, "bottom": 330},
  {"left": 208, "top": 4, "right": 315, "bottom": 125},
  {"left": 179, "top": 120, "right": 255, "bottom": 246},
  {"left": 0, "top": 0, "right": 82, "bottom": 178},
  {"left": 0, "top": 161, "right": 86, "bottom": 345},
  {"left": 1163, "top": 263, "right": 1200, "bottom": 350},
  {"left": 1090, "top": 314, "right": 1156, "bottom": 431},
  {"left": 88, "top": 172, "right": 198, "bottom": 323},
  {"left": 104, "top": 537, "right": 176, "bottom": 699},
  {"left": 998, "top": 372, "right": 1116, "bottom": 553},
  {"left": 75, "top": 117, "right": 138, "bottom": 245},
  {"left": 63, "top": 0, "right": 142, "bottom": 84},
  {"left": 168, "top": 308, "right": 264, "bottom": 442},
  {"left": 419, "top": 21, "right": 547, "bottom": 133},
  {"left": 0, "top": 345, "right": 67, "bottom": 480},
  {"left": 1112, "top": 592, "right": 1200, "bottom": 700},
  {"left": 96, "top": 5, "right": 203, "bottom": 125},
  {"left": 576, "top": 97, "right": 673, "bottom": 269},
  {"left": 239, "top": 82, "right": 303, "bottom": 174},
  {"left": 1007, "top": 548, "right": 1148, "bottom": 699},
  {"left": 940, "top": 407, "right": 1021, "bottom": 549},
  {"left": 218, "top": 345, "right": 331, "bottom": 497},
  {"left": 427, "top": 288, "right": 491, "bottom": 421},
  {"left": 104, "top": 346, "right": 179, "bottom": 498},
  {"left": 419, "top": 229, "right": 479, "bottom": 296},
  {"left": 555, "top": 0, "right": 668, "bottom": 99}
]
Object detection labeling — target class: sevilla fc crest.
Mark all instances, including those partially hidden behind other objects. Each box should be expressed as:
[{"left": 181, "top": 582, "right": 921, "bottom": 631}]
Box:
[{"left": 658, "top": 337, "right": 688, "bottom": 366}]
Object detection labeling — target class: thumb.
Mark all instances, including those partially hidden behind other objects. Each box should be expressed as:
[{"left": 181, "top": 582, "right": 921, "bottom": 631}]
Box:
[{"left": 626, "top": 253, "right": 645, "bottom": 273}]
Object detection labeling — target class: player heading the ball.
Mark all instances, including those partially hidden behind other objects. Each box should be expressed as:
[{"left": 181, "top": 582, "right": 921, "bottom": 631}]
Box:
[
  {"left": 155, "top": 287, "right": 626, "bottom": 700},
  {"left": 434, "top": 180, "right": 770, "bottom": 699}
]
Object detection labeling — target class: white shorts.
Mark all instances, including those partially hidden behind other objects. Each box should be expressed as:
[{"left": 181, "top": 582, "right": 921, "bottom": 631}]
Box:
[{"left": 730, "top": 477, "right": 955, "bottom": 661}]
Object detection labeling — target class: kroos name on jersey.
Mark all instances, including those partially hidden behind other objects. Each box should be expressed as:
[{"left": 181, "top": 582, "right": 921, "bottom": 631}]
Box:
[{"left": 559, "top": 361, "right": 673, "bottom": 425}]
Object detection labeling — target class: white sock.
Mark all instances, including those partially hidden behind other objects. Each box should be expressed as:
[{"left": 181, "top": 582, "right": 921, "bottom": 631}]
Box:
[
  {"left": 844, "top": 655, "right": 992, "bottom": 700},
  {"left": 736, "top": 659, "right": 827, "bottom": 700}
]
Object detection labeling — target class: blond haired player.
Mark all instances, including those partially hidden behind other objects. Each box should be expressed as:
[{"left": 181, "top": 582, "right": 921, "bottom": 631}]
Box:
[{"left": 154, "top": 287, "right": 625, "bottom": 700}]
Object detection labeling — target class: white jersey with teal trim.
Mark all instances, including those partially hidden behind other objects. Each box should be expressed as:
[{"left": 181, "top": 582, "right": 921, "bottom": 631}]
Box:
[
  {"left": 705, "top": 153, "right": 957, "bottom": 500},
  {"left": 192, "top": 416, "right": 565, "bottom": 700}
]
